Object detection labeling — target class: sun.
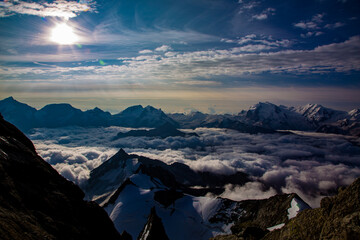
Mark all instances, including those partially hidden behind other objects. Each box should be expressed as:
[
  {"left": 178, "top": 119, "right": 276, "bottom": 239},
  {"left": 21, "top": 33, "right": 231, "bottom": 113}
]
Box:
[{"left": 50, "top": 23, "right": 78, "bottom": 45}]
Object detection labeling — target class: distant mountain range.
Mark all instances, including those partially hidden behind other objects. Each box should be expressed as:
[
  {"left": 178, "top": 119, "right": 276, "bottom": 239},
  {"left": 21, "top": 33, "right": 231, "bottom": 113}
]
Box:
[
  {"left": 170, "top": 102, "right": 360, "bottom": 136},
  {"left": 0, "top": 97, "right": 177, "bottom": 131},
  {"left": 0, "top": 97, "right": 359, "bottom": 136}
]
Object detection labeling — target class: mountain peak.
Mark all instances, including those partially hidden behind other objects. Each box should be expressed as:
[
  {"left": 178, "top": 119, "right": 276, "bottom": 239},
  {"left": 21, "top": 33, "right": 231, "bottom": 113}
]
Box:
[
  {"left": 144, "top": 105, "right": 158, "bottom": 111},
  {"left": 4, "top": 96, "right": 15, "bottom": 101},
  {"left": 116, "top": 148, "right": 128, "bottom": 157},
  {"left": 121, "top": 105, "right": 144, "bottom": 113}
]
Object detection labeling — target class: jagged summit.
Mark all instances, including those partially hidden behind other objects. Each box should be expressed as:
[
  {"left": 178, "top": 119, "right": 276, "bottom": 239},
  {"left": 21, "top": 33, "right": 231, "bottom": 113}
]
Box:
[
  {"left": 295, "top": 103, "right": 347, "bottom": 123},
  {"left": 238, "top": 102, "right": 313, "bottom": 130}
]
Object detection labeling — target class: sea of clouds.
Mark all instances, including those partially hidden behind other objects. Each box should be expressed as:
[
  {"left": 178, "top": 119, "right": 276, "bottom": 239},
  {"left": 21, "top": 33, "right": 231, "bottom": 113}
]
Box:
[{"left": 29, "top": 126, "right": 360, "bottom": 207}]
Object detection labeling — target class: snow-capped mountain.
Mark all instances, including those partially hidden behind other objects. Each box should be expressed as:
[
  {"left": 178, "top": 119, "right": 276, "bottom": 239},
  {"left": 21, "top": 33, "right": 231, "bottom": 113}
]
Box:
[
  {"left": 83, "top": 149, "right": 310, "bottom": 240},
  {"left": 294, "top": 103, "right": 348, "bottom": 124},
  {"left": 237, "top": 102, "right": 314, "bottom": 130},
  {"left": 236, "top": 102, "right": 360, "bottom": 136}
]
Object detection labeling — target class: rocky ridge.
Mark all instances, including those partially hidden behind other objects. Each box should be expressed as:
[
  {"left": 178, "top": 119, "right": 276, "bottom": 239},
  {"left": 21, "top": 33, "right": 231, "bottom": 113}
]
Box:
[{"left": 0, "top": 114, "right": 121, "bottom": 240}]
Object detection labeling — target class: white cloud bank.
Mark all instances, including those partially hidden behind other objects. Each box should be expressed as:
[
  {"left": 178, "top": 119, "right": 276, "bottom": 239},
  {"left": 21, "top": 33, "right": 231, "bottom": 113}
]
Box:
[{"left": 29, "top": 126, "right": 360, "bottom": 207}]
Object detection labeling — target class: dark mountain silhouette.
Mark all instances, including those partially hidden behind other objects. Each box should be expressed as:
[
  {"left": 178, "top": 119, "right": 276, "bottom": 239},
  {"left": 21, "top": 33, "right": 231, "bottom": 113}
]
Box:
[
  {"left": 113, "top": 122, "right": 198, "bottom": 139},
  {"left": 0, "top": 97, "right": 177, "bottom": 131},
  {"left": 0, "top": 96, "right": 37, "bottom": 131},
  {"left": 0, "top": 114, "right": 121, "bottom": 240}
]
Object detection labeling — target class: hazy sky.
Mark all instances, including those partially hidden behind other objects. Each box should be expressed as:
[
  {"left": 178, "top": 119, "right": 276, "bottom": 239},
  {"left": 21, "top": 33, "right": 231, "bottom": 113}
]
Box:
[{"left": 0, "top": 0, "right": 359, "bottom": 113}]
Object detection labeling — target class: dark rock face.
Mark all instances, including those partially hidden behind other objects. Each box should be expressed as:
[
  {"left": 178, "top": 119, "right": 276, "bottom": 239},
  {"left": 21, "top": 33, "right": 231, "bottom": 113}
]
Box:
[
  {"left": 137, "top": 207, "right": 170, "bottom": 240},
  {"left": 210, "top": 194, "right": 310, "bottom": 240},
  {"left": 0, "top": 116, "right": 121, "bottom": 240},
  {"left": 153, "top": 189, "right": 184, "bottom": 207},
  {"left": 213, "top": 177, "right": 360, "bottom": 239},
  {"left": 264, "top": 177, "right": 360, "bottom": 240}
]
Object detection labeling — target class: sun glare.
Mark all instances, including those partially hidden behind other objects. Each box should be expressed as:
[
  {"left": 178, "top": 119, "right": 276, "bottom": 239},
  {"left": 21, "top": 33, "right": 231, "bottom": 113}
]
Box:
[{"left": 50, "top": 23, "right": 78, "bottom": 45}]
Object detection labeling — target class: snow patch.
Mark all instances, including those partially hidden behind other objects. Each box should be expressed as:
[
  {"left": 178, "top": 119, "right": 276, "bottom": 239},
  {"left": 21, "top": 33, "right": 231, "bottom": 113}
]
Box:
[
  {"left": 267, "top": 223, "right": 285, "bottom": 231},
  {"left": 287, "top": 197, "right": 309, "bottom": 219}
]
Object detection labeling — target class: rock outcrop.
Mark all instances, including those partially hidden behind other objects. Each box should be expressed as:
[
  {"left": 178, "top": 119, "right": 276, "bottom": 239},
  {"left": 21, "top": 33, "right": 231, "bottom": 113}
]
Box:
[
  {"left": 137, "top": 207, "right": 170, "bottom": 240},
  {"left": 213, "top": 177, "right": 360, "bottom": 240},
  {"left": 264, "top": 177, "right": 360, "bottom": 240}
]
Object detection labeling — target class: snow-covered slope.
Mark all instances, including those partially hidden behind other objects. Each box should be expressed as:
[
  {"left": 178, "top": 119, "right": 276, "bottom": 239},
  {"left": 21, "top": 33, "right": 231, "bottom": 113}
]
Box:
[{"left": 83, "top": 149, "right": 310, "bottom": 240}]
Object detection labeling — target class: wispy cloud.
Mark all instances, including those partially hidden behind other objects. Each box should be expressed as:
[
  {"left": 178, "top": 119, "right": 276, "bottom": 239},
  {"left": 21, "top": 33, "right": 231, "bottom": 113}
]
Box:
[
  {"left": 155, "top": 45, "right": 172, "bottom": 52},
  {"left": 0, "top": 0, "right": 95, "bottom": 19},
  {"left": 139, "top": 49, "right": 153, "bottom": 54},
  {"left": 252, "top": 8, "right": 276, "bottom": 21},
  {"left": 294, "top": 13, "right": 346, "bottom": 38},
  {"left": 294, "top": 13, "right": 325, "bottom": 30},
  {"left": 238, "top": 0, "right": 260, "bottom": 13},
  {"left": 324, "top": 22, "right": 345, "bottom": 29}
]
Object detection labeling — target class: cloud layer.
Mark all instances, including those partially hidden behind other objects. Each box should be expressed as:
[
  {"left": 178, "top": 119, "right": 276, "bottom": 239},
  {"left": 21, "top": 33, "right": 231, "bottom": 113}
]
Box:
[
  {"left": 0, "top": 0, "right": 95, "bottom": 19},
  {"left": 29, "top": 126, "right": 360, "bottom": 207},
  {"left": 2, "top": 36, "right": 359, "bottom": 85}
]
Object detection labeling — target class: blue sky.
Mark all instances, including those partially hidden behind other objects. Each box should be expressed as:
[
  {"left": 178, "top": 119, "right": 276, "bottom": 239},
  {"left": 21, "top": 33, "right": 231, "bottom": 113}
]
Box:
[{"left": 0, "top": 0, "right": 359, "bottom": 113}]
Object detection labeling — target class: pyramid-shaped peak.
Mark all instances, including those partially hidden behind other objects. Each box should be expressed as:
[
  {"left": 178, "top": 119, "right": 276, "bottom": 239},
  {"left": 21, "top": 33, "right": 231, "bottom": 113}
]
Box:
[{"left": 116, "top": 148, "right": 128, "bottom": 157}]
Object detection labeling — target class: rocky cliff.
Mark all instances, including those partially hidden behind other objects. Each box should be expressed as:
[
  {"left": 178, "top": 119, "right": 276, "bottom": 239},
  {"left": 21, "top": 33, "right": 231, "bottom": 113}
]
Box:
[{"left": 0, "top": 114, "right": 121, "bottom": 240}]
